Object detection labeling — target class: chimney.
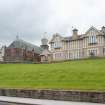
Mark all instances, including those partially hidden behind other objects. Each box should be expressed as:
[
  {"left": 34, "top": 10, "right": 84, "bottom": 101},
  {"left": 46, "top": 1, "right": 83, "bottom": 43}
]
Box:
[{"left": 72, "top": 28, "right": 78, "bottom": 39}]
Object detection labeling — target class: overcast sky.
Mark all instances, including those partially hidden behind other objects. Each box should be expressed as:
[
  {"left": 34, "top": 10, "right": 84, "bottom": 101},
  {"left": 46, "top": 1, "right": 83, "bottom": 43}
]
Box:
[{"left": 0, "top": 0, "right": 105, "bottom": 46}]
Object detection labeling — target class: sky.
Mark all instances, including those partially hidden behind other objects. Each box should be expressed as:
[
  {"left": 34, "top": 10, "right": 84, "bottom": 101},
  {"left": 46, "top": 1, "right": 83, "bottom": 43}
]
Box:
[{"left": 0, "top": 0, "right": 105, "bottom": 47}]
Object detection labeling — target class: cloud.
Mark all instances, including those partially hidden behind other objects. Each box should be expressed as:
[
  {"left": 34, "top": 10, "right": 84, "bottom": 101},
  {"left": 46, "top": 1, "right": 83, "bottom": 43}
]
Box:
[{"left": 0, "top": 0, "right": 105, "bottom": 46}]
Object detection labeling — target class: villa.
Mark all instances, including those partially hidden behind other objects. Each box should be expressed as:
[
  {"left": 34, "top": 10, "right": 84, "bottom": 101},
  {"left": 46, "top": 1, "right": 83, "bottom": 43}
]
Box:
[{"left": 49, "top": 26, "right": 105, "bottom": 61}]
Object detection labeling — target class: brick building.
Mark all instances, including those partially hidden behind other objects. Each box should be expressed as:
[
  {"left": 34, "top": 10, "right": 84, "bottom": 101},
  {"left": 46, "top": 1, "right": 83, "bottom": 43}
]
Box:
[{"left": 4, "top": 36, "right": 43, "bottom": 63}]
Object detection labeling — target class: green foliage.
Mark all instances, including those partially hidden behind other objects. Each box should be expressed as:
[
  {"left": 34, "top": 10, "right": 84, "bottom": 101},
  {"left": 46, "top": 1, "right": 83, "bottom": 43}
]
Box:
[{"left": 0, "top": 59, "right": 105, "bottom": 91}]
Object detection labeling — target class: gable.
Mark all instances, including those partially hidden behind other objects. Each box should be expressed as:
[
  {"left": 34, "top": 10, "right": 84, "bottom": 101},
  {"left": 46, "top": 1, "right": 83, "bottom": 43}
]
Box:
[
  {"left": 85, "top": 26, "right": 102, "bottom": 36},
  {"left": 49, "top": 34, "right": 62, "bottom": 43}
]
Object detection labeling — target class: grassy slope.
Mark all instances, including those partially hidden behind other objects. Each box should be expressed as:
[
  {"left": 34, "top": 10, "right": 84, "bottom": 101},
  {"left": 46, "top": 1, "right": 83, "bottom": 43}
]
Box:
[{"left": 0, "top": 59, "right": 105, "bottom": 91}]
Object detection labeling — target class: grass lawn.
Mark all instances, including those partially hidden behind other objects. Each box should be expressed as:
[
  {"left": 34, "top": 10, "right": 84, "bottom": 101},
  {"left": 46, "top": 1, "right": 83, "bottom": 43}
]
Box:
[{"left": 0, "top": 59, "right": 105, "bottom": 91}]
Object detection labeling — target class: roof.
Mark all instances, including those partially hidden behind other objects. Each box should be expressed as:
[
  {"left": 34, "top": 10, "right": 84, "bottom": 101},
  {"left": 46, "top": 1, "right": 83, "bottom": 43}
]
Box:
[
  {"left": 49, "top": 35, "right": 84, "bottom": 43},
  {"left": 8, "top": 39, "right": 43, "bottom": 54},
  {"left": 50, "top": 26, "right": 105, "bottom": 43},
  {"left": 62, "top": 35, "right": 84, "bottom": 41}
]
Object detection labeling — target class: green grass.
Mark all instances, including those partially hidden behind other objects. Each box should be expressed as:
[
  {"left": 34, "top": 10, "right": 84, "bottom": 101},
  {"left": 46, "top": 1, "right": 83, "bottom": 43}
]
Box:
[{"left": 0, "top": 59, "right": 105, "bottom": 91}]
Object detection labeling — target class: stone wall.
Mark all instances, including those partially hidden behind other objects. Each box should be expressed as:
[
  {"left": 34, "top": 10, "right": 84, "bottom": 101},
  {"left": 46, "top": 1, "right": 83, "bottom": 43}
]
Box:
[{"left": 0, "top": 89, "right": 105, "bottom": 103}]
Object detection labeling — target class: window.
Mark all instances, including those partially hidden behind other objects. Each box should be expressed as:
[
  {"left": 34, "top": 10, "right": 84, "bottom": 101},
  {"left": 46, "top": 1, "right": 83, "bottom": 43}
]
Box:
[
  {"left": 55, "top": 53, "right": 62, "bottom": 59},
  {"left": 51, "top": 43, "right": 54, "bottom": 49},
  {"left": 89, "top": 36, "right": 97, "bottom": 44},
  {"left": 54, "top": 41, "right": 62, "bottom": 49},
  {"left": 88, "top": 49, "right": 97, "bottom": 57}
]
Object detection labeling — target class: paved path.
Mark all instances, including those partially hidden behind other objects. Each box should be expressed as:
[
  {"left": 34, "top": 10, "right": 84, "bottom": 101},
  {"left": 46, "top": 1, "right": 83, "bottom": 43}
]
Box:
[{"left": 0, "top": 96, "right": 104, "bottom": 105}]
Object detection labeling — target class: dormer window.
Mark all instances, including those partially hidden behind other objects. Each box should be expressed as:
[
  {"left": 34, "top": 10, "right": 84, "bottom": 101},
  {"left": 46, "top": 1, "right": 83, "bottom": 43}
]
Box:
[{"left": 88, "top": 35, "right": 97, "bottom": 44}]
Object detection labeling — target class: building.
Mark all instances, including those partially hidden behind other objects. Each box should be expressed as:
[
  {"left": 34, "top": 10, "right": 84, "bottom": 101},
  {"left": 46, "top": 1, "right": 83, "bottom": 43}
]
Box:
[
  {"left": 4, "top": 36, "right": 43, "bottom": 63},
  {"left": 49, "top": 26, "right": 105, "bottom": 61},
  {"left": 0, "top": 46, "right": 5, "bottom": 62},
  {"left": 40, "top": 37, "right": 52, "bottom": 63}
]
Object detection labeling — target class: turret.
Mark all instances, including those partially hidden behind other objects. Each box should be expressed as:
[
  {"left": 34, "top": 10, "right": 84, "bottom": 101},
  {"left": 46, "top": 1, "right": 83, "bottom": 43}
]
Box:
[
  {"left": 40, "top": 37, "right": 49, "bottom": 50},
  {"left": 41, "top": 38, "right": 48, "bottom": 45}
]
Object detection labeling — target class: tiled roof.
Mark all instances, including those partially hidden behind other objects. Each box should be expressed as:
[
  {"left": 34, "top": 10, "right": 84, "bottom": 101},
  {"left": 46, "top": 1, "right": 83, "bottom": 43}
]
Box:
[
  {"left": 8, "top": 39, "right": 43, "bottom": 54},
  {"left": 62, "top": 35, "right": 84, "bottom": 41}
]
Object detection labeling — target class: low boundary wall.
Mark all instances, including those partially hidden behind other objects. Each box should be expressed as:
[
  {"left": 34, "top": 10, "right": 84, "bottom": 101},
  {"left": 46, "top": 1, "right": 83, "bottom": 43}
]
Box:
[{"left": 0, "top": 89, "right": 105, "bottom": 103}]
